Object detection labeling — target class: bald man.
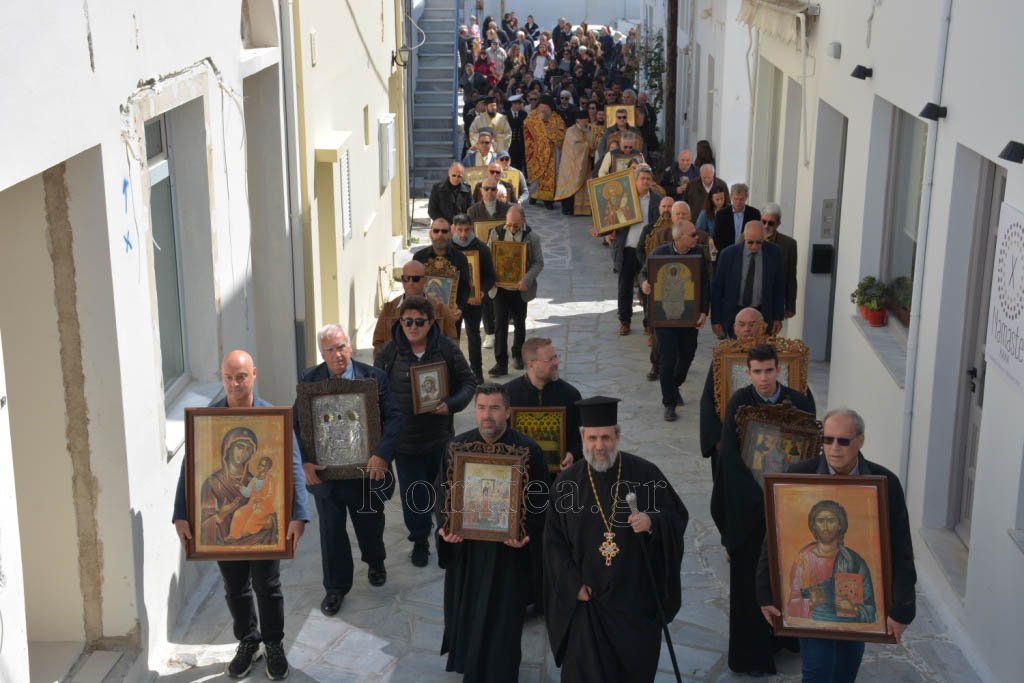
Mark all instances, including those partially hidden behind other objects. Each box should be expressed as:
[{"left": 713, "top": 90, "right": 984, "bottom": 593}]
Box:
[
  {"left": 711, "top": 221, "right": 786, "bottom": 338},
  {"left": 373, "top": 261, "right": 458, "bottom": 354},
  {"left": 428, "top": 162, "right": 473, "bottom": 224},
  {"left": 173, "top": 350, "right": 310, "bottom": 679}
]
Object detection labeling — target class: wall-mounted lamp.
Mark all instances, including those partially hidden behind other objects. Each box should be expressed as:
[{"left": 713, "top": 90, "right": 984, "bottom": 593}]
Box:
[
  {"left": 850, "top": 65, "right": 872, "bottom": 79},
  {"left": 392, "top": 45, "right": 412, "bottom": 68},
  {"left": 998, "top": 141, "right": 1024, "bottom": 164},
  {"left": 919, "top": 102, "right": 947, "bottom": 121}
]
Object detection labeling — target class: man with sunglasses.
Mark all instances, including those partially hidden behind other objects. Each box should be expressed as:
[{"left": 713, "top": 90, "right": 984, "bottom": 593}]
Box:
[
  {"left": 711, "top": 221, "right": 786, "bottom": 338},
  {"left": 595, "top": 106, "right": 644, "bottom": 162},
  {"left": 374, "top": 296, "right": 476, "bottom": 568},
  {"left": 413, "top": 218, "right": 473, "bottom": 320},
  {"left": 428, "top": 162, "right": 472, "bottom": 224},
  {"left": 758, "top": 408, "right": 916, "bottom": 682},
  {"left": 761, "top": 202, "right": 798, "bottom": 320},
  {"left": 462, "top": 129, "right": 498, "bottom": 168},
  {"left": 372, "top": 260, "right": 458, "bottom": 355},
  {"left": 710, "top": 344, "right": 816, "bottom": 677},
  {"left": 469, "top": 162, "right": 515, "bottom": 206}
]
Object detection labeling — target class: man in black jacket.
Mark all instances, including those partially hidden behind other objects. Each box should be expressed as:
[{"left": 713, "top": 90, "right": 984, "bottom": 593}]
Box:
[
  {"left": 712, "top": 182, "right": 761, "bottom": 252},
  {"left": 428, "top": 163, "right": 473, "bottom": 224},
  {"left": 640, "top": 220, "right": 710, "bottom": 422},
  {"left": 758, "top": 408, "right": 916, "bottom": 681},
  {"left": 414, "top": 218, "right": 473, "bottom": 317},
  {"left": 294, "top": 325, "right": 404, "bottom": 617},
  {"left": 451, "top": 213, "right": 496, "bottom": 383},
  {"left": 761, "top": 202, "right": 798, "bottom": 320},
  {"left": 710, "top": 344, "right": 816, "bottom": 676},
  {"left": 374, "top": 296, "right": 476, "bottom": 567}
]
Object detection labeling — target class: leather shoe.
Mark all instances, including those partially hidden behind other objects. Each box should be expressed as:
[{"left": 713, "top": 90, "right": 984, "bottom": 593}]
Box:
[
  {"left": 618, "top": 323, "right": 630, "bottom": 336},
  {"left": 410, "top": 540, "right": 430, "bottom": 567},
  {"left": 473, "top": 371, "right": 485, "bottom": 384},
  {"left": 513, "top": 357, "right": 525, "bottom": 370},
  {"left": 663, "top": 405, "right": 677, "bottom": 422},
  {"left": 488, "top": 364, "right": 508, "bottom": 377},
  {"left": 320, "top": 593, "right": 343, "bottom": 616},
  {"left": 368, "top": 562, "right": 387, "bottom": 587},
  {"left": 646, "top": 368, "right": 659, "bottom": 381}
]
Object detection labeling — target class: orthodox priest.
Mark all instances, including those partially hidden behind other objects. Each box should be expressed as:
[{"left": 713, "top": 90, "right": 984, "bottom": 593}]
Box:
[
  {"left": 469, "top": 96, "right": 513, "bottom": 153},
  {"left": 554, "top": 110, "right": 599, "bottom": 216},
  {"left": 438, "top": 383, "right": 548, "bottom": 683},
  {"left": 524, "top": 94, "right": 566, "bottom": 209},
  {"left": 710, "top": 344, "right": 815, "bottom": 676},
  {"left": 544, "top": 396, "right": 689, "bottom": 683}
]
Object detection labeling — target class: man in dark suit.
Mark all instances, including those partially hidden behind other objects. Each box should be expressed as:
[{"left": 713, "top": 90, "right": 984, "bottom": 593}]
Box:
[
  {"left": 428, "top": 163, "right": 473, "bottom": 224},
  {"left": 295, "top": 324, "right": 404, "bottom": 617},
  {"left": 712, "top": 183, "right": 761, "bottom": 252},
  {"left": 683, "top": 163, "right": 729, "bottom": 221},
  {"left": 761, "top": 203, "right": 798, "bottom": 319},
  {"left": 711, "top": 221, "right": 785, "bottom": 338},
  {"left": 758, "top": 408, "right": 916, "bottom": 681},
  {"left": 605, "top": 164, "right": 663, "bottom": 335}
]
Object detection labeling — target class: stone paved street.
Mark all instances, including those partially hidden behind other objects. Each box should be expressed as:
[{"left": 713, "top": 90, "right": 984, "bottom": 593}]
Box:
[{"left": 159, "top": 207, "right": 981, "bottom": 682}]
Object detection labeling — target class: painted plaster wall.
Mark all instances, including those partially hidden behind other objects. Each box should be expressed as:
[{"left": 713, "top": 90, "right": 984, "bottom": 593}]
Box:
[
  {"left": 745, "top": 2, "right": 1024, "bottom": 679},
  {"left": 292, "top": 0, "right": 404, "bottom": 353}
]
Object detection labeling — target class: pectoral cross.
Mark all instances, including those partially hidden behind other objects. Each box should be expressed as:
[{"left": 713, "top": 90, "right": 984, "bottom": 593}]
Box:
[{"left": 599, "top": 531, "right": 619, "bottom": 567}]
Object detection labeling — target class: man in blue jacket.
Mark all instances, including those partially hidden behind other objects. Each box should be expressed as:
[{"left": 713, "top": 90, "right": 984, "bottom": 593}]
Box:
[
  {"left": 295, "top": 324, "right": 404, "bottom": 617},
  {"left": 173, "top": 350, "right": 309, "bottom": 680},
  {"left": 711, "top": 221, "right": 786, "bottom": 338}
]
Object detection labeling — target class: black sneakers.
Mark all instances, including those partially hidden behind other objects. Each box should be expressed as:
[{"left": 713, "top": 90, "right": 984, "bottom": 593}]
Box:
[
  {"left": 264, "top": 641, "right": 290, "bottom": 680},
  {"left": 411, "top": 539, "right": 430, "bottom": 567},
  {"left": 226, "top": 640, "right": 263, "bottom": 679}
]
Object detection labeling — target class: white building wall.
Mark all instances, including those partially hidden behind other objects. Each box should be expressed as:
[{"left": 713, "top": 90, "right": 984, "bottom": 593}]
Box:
[
  {"left": 741, "top": 2, "right": 1024, "bottom": 680},
  {"left": 0, "top": 0, "right": 299, "bottom": 675}
]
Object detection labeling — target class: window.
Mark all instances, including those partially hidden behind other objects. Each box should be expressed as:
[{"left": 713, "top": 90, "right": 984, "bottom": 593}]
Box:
[
  {"left": 146, "top": 114, "right": 188, "bottom": 392},
  {"left": 882, "top": 108, "right": 928, "bottom": 291}
]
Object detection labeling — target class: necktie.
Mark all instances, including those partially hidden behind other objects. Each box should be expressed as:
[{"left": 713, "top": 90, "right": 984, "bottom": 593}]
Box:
[{"left": 742, "top": 253, "right": 756, "bottom": 307}]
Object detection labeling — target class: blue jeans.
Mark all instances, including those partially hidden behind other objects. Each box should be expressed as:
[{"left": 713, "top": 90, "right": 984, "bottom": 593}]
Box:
[
  {"left": 799, "top": 638, "right": 865, "bottom": 682},
  {"left": 394, "top": 447, "right": 445, "bottom": 541}
]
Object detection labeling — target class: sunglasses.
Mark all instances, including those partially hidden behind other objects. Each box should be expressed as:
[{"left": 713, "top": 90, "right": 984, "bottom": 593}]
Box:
[
  {"left": 762, "top": 219, "right": 778, "bottom": 227},
  {"left": 400, "top": 275, "right": 423, "bottom": 283},
  {"left": 822, "top": 435, "right": 854, "bottom": 446},
  {"left": 489, "top": 169, "right": 502, "bottom": 175},
  {"left": 432, "top": 228, "right": 450, "bottom": 234},
  {"left": 616, "top": 115, "right": 627, "bottom": 119},
  {"left": 401, "top": 317, "right": 429, "bottom": 327},
  {"left": 482, "top": 186, "right": 498, "bottom": 191},
  {"left": 745, "top": 239, "right": 764, "bottom": 245}
]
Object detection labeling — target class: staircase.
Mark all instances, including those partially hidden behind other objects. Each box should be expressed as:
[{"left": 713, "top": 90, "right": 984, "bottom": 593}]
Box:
[{"left": 411, "top": 0, "right": 459, "bottom": 194}]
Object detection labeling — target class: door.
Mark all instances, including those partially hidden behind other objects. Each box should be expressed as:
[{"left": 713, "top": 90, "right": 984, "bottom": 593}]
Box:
[{"left": 952, "top": 162, "right": 1006, "bottom": 544}]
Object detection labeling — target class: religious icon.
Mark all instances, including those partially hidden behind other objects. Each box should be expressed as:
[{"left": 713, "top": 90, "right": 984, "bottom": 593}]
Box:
[
  {"left": 764, "top": 474, "right": 896, "bottom": 643},
  {"left": 424, "top": 275, "right": 456, "bottom": 309},
  {"left": 443, "top": 442, "right": 530, "bottom": 542},
  {"left": 185, "top": 407, "right": 294, "bottom": 561},
  {"left": 500, "top": 167, "right": 521, "bottom": 201},
  {"left": 491, "top": 240, "right": 528, "bottom": 288},
  {"left": 463, "top": 165, "right": 490, "bottom": 191},
  {"left": 464, "top": 250, "right": 482, "bottom": 303},
  {"left": 509, "top": 406, "right": 567, "bottom": 473},
  {"left": 712, "top": 336, "right": 810, "bottom": 420},
  {"left": 587, "top": 168, "right": 642, "bottom": 235},
  {"left": 295, "top": 378, "right": 383, "bottom": 479},
  {"left": 474, "top": 219, "right": 504, "bottom": 243},
  {"left": 647, "top": 254, "right": 704, "bottom": 327},
  {"left": 411, "top": 361, "right": 449, "bottom": 414},
  {"left": 611, "top": 151, "right": 646, "bottom": 173},
  {"left": 603, "top": 104, "right": 636, "bottom": 128},
  {"left": 736, "top": 402, "right": 821, "bottom": 489}
]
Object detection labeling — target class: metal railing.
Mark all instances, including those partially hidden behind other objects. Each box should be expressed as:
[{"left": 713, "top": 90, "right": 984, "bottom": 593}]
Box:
[{"left": 451, "top": 1, "right": 461, "bottom": 160}]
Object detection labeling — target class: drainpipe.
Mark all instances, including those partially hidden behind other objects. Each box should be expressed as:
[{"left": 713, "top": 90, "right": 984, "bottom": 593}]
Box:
[
  {"left": 899, "top": 0, "right": 953, "bottom": 491},
  {"left": 745, "top": 26, "right": 760, "bottom": 183},
  {"left": 279, "top": 0, "right": 307, "bottom": 371}
]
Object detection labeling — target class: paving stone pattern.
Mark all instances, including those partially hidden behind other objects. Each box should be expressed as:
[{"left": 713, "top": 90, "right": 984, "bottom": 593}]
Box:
[{"left": 160, "top": 208, "right": 979, "bottom": 682}]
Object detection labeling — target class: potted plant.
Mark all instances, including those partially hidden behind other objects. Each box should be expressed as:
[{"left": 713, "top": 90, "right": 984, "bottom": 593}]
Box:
[
  {"left": 889, "top": 276, "right": 913, "bottom": 327},
  {"left": 850, "top": 276, "right": 890, "bottom": 327}
]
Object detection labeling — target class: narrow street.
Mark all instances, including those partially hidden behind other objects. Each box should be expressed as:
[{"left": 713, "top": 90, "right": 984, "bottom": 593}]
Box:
[{"left": 160, "top": 207, "right": 981, "bottom": 682}]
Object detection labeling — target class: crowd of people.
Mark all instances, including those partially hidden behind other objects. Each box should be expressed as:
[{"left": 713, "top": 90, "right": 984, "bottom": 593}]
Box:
[{"left": 167, "top": 11, "right": 918, "bottom": 683}]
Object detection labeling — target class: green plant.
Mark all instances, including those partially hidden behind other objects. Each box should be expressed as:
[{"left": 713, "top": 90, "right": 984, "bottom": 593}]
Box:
[
  {"left": 636, "top": 30, "right": 665, "bottom": 119},
  {"left": 850, "top": 276, "right": 891, "bottom": 312},
  {"left": 889, "top": 276, "right": 913, "bottom": 311}
]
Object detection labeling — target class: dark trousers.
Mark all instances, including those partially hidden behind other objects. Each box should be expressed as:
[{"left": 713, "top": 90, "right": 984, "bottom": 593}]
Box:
[
  {"left": 395, "top": 447, "right": 445, "bottom": 541},
  {"left": 728, "top": 532, "right": 776, "bottom": 674},
  {"left": 492, "top": 289, "right": 527, "bottom": 367},
  {"left": 655, "top": 327, "right": 699, "bottom": 406},
  {"left": 617, "top": 247, "right": 641, "bottom": 323},
  {"left": 312, "top": 480, "right": 386, "bottom": 595},
  {"left": 482, "top": 296, "right": 495, "bottom": 335},
  {"left": 217, "top": 559, "right": 284, "bottom": 644},
  {"left": 461, "top": 304, "right": 484, "bottom": 374},
  {"left": 799, "top": 638, "right": 865, "bottom": 682}
]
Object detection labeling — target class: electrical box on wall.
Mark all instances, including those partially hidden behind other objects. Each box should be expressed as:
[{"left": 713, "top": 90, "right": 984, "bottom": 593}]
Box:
[{"left": 378, "top": 113, "right": 397, "bottom": 190}]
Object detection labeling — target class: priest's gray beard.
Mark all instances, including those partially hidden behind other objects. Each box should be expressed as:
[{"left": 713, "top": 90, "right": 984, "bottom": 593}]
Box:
[{"left": 583, "top": 445, "right": 619, "bottom": 473}]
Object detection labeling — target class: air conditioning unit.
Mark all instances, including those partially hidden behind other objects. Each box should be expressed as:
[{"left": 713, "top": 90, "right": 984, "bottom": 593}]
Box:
[{"left": 378, "top": 113, "right": 397, "bottom": 189}]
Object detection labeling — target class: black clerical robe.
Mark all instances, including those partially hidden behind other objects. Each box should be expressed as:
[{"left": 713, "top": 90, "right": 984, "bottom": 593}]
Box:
[
  {"left": 544, "top": 452, "right": 689, "bottom": 683},
  {"left": 710, "top": 383, "right": 815, "bottom": 675},
  {"left": 439, "top": 428, "right": 548, "bottom": 683}
]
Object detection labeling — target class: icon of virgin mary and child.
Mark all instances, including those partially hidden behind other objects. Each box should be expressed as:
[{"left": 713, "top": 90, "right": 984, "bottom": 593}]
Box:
[{"left": 200, "top": 427, "right": 279, "bottom": 546}]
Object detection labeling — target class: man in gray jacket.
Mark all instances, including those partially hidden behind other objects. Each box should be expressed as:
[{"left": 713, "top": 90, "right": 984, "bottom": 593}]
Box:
[{"left": 487, "top": 204, "right": 544, "bottom": 376}]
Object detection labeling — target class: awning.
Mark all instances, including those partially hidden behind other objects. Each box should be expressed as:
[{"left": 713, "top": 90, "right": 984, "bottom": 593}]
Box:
[{"left": 736, "top": 0, "right": 811, "bottom": 47}]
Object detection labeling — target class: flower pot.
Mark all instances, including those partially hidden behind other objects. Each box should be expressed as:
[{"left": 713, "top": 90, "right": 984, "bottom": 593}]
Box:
[{"left": 859, "top": 305, "right": 887, "bottom": 327}]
